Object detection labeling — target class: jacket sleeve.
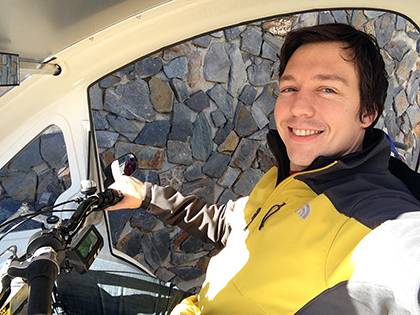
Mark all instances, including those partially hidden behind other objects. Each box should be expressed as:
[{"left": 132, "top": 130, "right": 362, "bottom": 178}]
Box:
[{"left": 141, "top": 182, "right": 242, "bottom": 248}]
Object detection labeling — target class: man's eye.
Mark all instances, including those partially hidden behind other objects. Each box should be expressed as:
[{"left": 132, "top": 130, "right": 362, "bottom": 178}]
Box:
[
  {"left": 280, "top": 87, "right": 296, "bottom": 93},
  {"left": 321, "top": 87, "right": 336, "bottom": 94}
]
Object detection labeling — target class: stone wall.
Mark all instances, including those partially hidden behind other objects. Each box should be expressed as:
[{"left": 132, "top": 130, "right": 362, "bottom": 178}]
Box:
[
  {"left": 0, "top": 125, "right": 71, "bottom": 229},
  {"left": 91, "top": 9, "right": 420, "bottom": 292}
]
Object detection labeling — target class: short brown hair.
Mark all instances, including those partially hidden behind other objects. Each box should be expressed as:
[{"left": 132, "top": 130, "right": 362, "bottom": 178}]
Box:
[{"left": 279, "top": 23, "right": 388, "bottom": 127}]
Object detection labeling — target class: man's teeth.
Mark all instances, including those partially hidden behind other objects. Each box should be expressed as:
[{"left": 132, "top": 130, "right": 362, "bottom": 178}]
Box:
[{"left": 292, "top": 129, "right": 322, "bottom": 136}]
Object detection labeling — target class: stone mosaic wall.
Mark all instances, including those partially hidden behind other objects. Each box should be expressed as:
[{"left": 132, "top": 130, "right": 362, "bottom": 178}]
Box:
[
  {"left": 0, "top": 126, "right": 71, "bottom": 229},
  {"left": 91, "top": 10, "right": 420, "bottom": 292}
]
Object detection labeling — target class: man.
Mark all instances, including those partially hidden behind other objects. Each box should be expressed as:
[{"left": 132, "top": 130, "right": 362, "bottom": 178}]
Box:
[{"left": 108, "top": 23, "right": 420, "bottom": 314}]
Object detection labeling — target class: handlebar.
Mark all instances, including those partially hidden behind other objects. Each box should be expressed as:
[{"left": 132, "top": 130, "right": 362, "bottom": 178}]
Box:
[{"left": 5, "top": 188, "right": 123, "bottom": 315}]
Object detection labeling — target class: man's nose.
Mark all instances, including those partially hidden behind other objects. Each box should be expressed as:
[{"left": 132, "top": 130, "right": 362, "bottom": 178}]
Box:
[{"left": 289, "top": 91, "right": 315, "bottom": 117}]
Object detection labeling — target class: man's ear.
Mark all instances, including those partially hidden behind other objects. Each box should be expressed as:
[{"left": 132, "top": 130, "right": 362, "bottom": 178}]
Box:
[{"left": 361, "top": 110, "right": 378, "bottom": 128}]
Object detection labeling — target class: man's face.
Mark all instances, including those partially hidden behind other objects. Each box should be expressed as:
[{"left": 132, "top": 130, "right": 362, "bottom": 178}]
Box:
[{"left": 274, "top": 42, "right": 376, "bottom": 172}]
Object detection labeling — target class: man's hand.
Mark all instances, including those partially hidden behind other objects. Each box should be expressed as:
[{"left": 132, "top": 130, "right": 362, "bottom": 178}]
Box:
[{"left": 106, "top": 175, "right": 146, "bottom": 211}]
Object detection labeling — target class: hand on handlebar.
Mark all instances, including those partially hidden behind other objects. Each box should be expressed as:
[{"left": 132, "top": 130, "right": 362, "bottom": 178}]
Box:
[{"left": 106, "top": 175, "right": 146, "bottom": 211}]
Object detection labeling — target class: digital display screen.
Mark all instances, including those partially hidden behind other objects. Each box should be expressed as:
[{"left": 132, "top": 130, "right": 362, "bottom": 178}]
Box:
[{"left": 75, "top": 229, "right": 99, "bottom": 259}]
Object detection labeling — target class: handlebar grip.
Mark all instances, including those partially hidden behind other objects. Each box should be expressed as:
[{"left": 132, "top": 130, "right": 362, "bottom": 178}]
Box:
[
  {"left": 97, "top": 189, "right": 124, "bottom": 208},
  {"left": 26, "top": 259, "right": 58, "bottom": 315}
]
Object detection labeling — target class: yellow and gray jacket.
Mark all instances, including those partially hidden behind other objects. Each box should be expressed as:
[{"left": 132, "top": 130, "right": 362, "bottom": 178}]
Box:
[{"left": 143, "top": 128, "right": 420, "bottom": 314}]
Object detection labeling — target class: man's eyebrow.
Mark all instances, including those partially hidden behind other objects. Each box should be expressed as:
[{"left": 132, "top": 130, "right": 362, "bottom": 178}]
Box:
[
  {"left": 313, "top": 74, "right": 349, "bottom": 85},
  {"left": 279, "top": 74, "right": 296, "bottom": 82}
]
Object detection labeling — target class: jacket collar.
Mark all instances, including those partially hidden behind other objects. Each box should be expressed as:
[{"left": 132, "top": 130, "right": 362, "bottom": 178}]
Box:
[{"left": 267, "top": 128, "right": 390, "bottom": 184}]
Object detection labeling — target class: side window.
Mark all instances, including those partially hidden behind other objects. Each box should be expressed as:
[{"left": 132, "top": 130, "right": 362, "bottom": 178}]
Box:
[
  {"left": 0, "top": 125, "right": 71, "bottom": 231},
  {"left": 90, "top": 9, "right": 419, "bottom": 293}
]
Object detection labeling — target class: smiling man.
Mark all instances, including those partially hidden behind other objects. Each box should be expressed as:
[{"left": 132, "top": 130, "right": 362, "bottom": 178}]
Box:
[{"left": 108, "top": 24, "right": 420, "bottom": 314}]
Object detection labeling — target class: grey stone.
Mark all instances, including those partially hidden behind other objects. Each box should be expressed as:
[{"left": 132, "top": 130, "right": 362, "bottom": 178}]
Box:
[
  {"left": 203, "top": 42, "right": 231, "bottom": 83},
  {"left": 203, "top": 153, "right": 231, "bottom": 178},
  {"left": 214, "top": 122, "right": 233, "bottom": 145},
  {"left": 192, "top": 35, "right": 212, "bottom": 48},
  {"left": 331, "top": 10, "right": 348, "bottom": 24},
  {"left": 40, "top": 132, "right": 68, "bottom": 169},
  {"left": 169, "top": 266, "right": 203, "bottom": 281},
  {"left": 231, "top": 138, "right": 260, "bottom": 170},
  {"left": 234, "top": 103, "right": 258, "bottom": 137},
  {"left": 217, "top": 166, "right": 241, "bottom": 187},
  {"left": 105, "top": 79, "right": 155, "bottom": 121},
  {"left": 141, "top": 231, "right": 170, "bottom": 271},
  {"left": 155, "top": 268, "right": 176, "bottom": 282},
  {"left": 351, "top": 10, "right": 367, "bottom": 29},
  {"left": 99, "top": 75, "right": 120, "bottom": 88},
  {"left": 163, "top": 43, "right": 192, "bottom": 62},
  {"left": 262, "top": 41, "right": 278, "bottom": 62},
  {"left": 167, "top": 140, "right": 193, "bottom": 165},
  {"left": 211, "top": 110, "right": 226, "bottom": 128},
  {"left": 9, "top": 138, "right": 42, "bottom": 171},
  {"left": 233, "top": 168, "right": 263, "bottom": 196},
  {"left": 251, "top": 104, "right": 270, "bottom": 129},
  {"left": 115, "top": 142, "right": 165, "bottom": 170},
  {"left": 211, "top": 30, "right": 224, "bottom": 38},
  {"left": 393, "top": 89, "right": 409, "bottom": 117},
  {"left": 399, "top": 112, "right": 411, "bottom": 135},
  {"left": 184, "top": 162, "right": 204, "bottom": 182},
  {"left": 247, "top": 60, "right": 273, "bottom": 86},
  {"left": 208, "top": 84, "right": 235, "bottom": 120},
  {"left": 159, "top": 166, "right": 185, "bottom": 190},
  {"left": 116, "top": 229, "right": 142, "bottom": 258},
  {"left": 181, "top": 235, "right": 213, "bottom": 253},
  {"left": 117, "top": 64, "right": 135, "bottom": 76},
  {"left": 168, "top": 120, "right": 193, "bottom": 141},
  {"left": 407, "top": 76, "right": 419, "bottom": 105},
  {"left": 364, "top": 10, "right": 384, "bottom": 19},
  {"left": 163, "top": 56, "right": 188, "bottom": 79},
  {"left": 106, "top": 115, "right": 140, "bottom": 142},
  {"left": 406, "top": 104, "right": 420, "bottom": 128},
  {"left": 185, "top": 90, "right": 210, "bottom": 112},
  {"left": 240, "top": 26, "right": 262, "bottom": 56},
  {"left": 149, "top": 77, "right": 174, "bottom": 113},
  {"left": 319, "top": 11, "right": 335, "bottom": 24},
  {"left": 181, "top": 178, "right": 216, "bottom": 204},
  {"left": 170, "top": 78, "right": 190, "bottom": 102},
  {"left": 299, "top": 12, "right": 319, "bottom": 27},
  {"left": 396, "top": 16, "right": 407, "bottom": 31},
  {"left": 36, "top": 169, "right": 62, "bottom": 207},
  {"left": 384, "top": 111, "right": 399, "bottom": 139},
  {"left": 218, "top": 189, "right": 238, "bottom": 204},
  {"left": 169, "top": 103, "right": 194, "bottom": 141},
  {"left": 263, "top": 33, "right": 283, "bottom": 52},
  {"left": 224, "top": 26, "right": 245, "bottom": 41},
  {"left": 257, "top": 146, "right": 276, "bottom": 172},
  {"left": 1, "top": 171, "right": 37, "bottom": 202},
  {"left": 249, "top": 128, "right": 269, "bottom": 141},
  {"left": 192, "top": 113, "right": 212, "bottom": 161},
  {"left": 227, "top": 42, "right": 247, "bottom": 97},
  {"left": 171, "top": 252, "right": 208, "bottom": 266},
  {"left": 135, "top": 57, "right": 163, "bottom": 78},
  {"left": 130, "top": 209, "right": 160, "bottom": 232},
  {"left": 92, "top": 110, "right": 109, "bottom": 130},
  {"left": 385, "top": 35, "right": 411, "bottom": 62},
  {"left": 89, "top": 84, "right": 104, "bottom": 110},
  {"left": 238, "top": 85, "right": 257, "bottom": 105},
  {"left": 135, "top": 120, "right": 170, "bottom": 147},
  {"left": 254, "top": 85, "right": 276, "bottom": 115},
  {"left": 396, "top": 51, "right": 417, "bottom": 83},
  {"left": 132, "top": 169, "right": 159, "bottom": 185},
  {"left": 374, "top": 14, "right": 396, "bottom": 47}
]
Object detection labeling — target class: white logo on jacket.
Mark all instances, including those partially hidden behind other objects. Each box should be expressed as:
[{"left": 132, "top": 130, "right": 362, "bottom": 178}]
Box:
[{"left": 296, "top": 204, "right": 311, "bottom": 219}]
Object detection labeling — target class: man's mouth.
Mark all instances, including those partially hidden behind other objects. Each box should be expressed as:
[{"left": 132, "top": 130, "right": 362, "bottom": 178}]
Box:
[{"left": 290, "top": 128, "right": 323, "bottom": 136}]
